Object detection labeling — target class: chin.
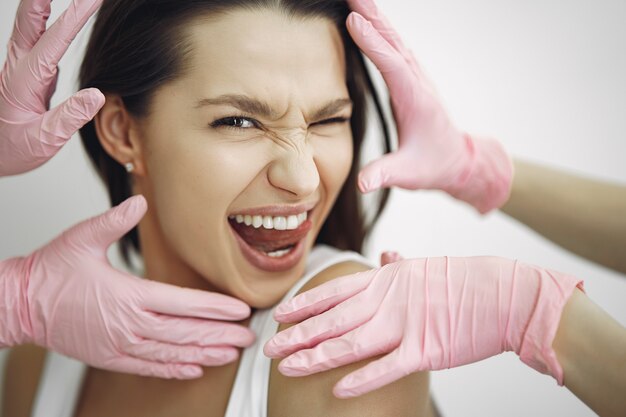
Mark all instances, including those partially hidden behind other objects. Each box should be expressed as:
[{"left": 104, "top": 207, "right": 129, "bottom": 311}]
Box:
[{"left": 229, "top": 262, "right": 310, "bottom": 310}]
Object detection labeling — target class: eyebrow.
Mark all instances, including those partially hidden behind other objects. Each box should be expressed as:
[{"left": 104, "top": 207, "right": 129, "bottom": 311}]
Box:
[{"left": 195, "top": 94, "right": 353, "bottom": 120}]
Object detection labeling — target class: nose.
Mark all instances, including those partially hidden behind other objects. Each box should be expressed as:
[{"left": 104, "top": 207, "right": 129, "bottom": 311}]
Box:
[{"left": 267, "top": 141, "right": 319, "bottom": 198}]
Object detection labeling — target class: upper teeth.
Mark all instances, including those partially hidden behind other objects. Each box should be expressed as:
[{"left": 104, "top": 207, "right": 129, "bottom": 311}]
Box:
[{"left": 229, "top": 212, "right": 307, "bottom": 230}]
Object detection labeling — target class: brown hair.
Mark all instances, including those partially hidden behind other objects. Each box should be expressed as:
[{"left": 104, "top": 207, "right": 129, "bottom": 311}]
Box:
[{"left": 79, "top": 0, "right": 391, "bottom": 265}]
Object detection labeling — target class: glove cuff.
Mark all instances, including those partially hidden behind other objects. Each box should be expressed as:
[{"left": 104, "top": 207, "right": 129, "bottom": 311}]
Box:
[
  {"left": 446, "top": 134, "right": 514, "bottom": 214},
  {"left": 0, "top": 256, "right": 35, "bottom": 346},
  {"left": 517, "top": 267, "right": 584, "bottom": 385}
]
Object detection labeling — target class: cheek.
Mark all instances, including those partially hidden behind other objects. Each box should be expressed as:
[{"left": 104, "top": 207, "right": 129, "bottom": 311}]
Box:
[
  {"left": 147, "top": 144, "right": 228, "bottom": 261},
  {"left": 314, "top": 132, "right": 353, "bottom": 198},
  {"left": 141, "top": 132, "right": 269, "bottom": 283}
]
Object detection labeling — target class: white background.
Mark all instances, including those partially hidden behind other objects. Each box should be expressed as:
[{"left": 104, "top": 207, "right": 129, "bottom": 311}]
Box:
[{"left": 1, "top": 0, "right": 625, "bottom": 416}]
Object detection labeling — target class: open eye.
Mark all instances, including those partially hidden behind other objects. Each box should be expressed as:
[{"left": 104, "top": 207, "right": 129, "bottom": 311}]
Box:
[{"left": 210, "top": 116, "right": 259, "bottom": 130}]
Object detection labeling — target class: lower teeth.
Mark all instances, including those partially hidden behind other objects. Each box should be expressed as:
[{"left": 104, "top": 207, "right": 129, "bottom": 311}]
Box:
[{"left": 265, "top": 247, "right": 292, "bottom": 258}]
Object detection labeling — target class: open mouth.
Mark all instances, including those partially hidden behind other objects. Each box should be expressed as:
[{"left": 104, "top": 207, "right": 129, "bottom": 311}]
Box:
[{"left": 228, "top": 207, "right": 314, "bottom": 272}]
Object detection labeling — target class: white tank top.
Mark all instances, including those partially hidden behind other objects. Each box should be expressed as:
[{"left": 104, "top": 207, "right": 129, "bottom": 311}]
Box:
[{"left": 31, "top": 245, "right": 373, "bottom": 417}]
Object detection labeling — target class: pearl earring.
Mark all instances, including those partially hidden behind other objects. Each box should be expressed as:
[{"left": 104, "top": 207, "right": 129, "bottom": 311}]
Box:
[{"left": 124, "top": 162, "right": 135, "bottom": 173}]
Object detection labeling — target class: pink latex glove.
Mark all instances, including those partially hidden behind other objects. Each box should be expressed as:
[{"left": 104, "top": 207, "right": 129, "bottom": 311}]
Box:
[
  {"left": 347, "top": 0, "right": 513, "bottom": 213},
  {"left": 0, "top": 0, "right": 106, "bottom": 176},
  {"left": 0, "top": 195, "right": 255, "bottom": 379},
  {"left": 264, "top": 256, "right": 583, "bottom": 398}
]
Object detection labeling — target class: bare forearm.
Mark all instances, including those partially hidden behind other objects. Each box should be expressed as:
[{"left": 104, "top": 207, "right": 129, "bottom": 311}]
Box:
[
  {"left": 553, "top": 290, "right": 626, "bottom": 417},
  {"left": 501, "top": 159, "right": 626, "bottom": 273}
]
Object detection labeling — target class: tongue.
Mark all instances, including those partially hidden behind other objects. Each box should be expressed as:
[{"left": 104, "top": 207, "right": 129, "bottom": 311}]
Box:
[{"left": 230, "top": 219, "right": 312, "bottom": 252}]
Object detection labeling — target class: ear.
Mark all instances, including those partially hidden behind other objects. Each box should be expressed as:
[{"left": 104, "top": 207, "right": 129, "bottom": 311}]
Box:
[{"left": 94, "top": 94, "right": 147, "bottom": 176}]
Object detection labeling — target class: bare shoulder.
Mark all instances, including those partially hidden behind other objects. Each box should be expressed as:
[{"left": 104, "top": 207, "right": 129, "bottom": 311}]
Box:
[
  {"left": 2, "top": 344, "right": 47, "bottom": 417},
  {"left": 268, "top": 259, "right": 432, "bottom": 417},
  {"left": 298, "top": 259, "right": 372, "bottom": 294}
]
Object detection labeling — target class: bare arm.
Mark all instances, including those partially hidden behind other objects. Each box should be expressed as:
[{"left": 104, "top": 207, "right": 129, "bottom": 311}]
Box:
[
  {"left": 1, "top": 345, "right": 47, "bottom": 417},
  {"left": 553, "top": 290, "right": 626, "bottom": 417},
  {"left": 501, "top": 159, "right": 626, "bottom": 273}
]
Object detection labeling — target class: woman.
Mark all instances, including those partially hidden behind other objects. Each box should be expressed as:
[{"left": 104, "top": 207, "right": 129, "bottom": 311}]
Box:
[{"left": 2, "top": 0, "right": 435, "bottom": 416}]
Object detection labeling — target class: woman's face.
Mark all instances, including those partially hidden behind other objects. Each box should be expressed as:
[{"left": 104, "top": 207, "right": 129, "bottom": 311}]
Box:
[{"left": 132, "top": 9, "right": 353, "bottom": 308}]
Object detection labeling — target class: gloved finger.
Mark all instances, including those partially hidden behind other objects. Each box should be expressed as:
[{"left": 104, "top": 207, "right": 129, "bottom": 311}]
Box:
[
  {"left": 28, "top": 0, "right": 102, "bottom": 85},
  {"left": 276, "top": 317, "right": 399, "bottom": 377},
  {"left": 347, "top": 0, "right": 410, "bottom": 61},
  {"left": 380, "top": 251, "right": 402, "bottom": 266},
  {"left": 39, "top": 87, "right": 105, "bottom": 146},
  {"left": 347, "top": 0, "right": 423, "bottom": 77},
  {"left": 123, "top": 340, "right": 240, "bottom": 367},
  {"left": 142, "top": 280, "right": 251, "bottom": 321},
  {"left": 14, "top": 88, "right": 102, "bottom": 173},
  {"left": 111, "top": 356, "right": 204, "bottom": 379},
  {"left": 272, "top": 269, "right": 373, "bottom": 323},
  {"left": 265, "top": 289, "right": 376, "bottom": 358},
  {"left": 346, "top": 12, "right": 412, "bottom": 98},
  {"left": 333, "top": 347, "right": 412, "bottom": 398},
  {"left": 62, "top": 195, "right": 147, "bottom": 253},
  {"left": 358, "top": 150, "right": 417, "bottom": 193},
  {"left": 9, "top": 0, "right": 52, "bottom": 60},
  {"left": 136, "top": 314, "right": 255, "bottom": 348}
]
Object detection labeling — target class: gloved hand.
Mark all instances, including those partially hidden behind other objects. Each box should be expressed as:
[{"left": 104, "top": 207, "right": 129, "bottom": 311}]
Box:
[
  {"left": 264, "top": 256, "right": 583, "bottom": 398},
  {"left": 0, "top": 195, "right": 255, "bottom": 379},
  {"left": 347, "top": 0, "right": 513, "bottom": 213},
  {"left": 0, "top": 0, "right": 105, "bottom": 176}
]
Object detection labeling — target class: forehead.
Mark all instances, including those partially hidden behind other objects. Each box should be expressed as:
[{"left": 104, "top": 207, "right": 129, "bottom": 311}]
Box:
[{"left": 179, "top": 8, "right": 348, "bottom": 104}]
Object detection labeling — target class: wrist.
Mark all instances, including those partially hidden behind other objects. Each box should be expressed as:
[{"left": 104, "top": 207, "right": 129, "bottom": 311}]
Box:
[
  {"left": 513, "top": 263, "right": 583, "bottom": 384},
  {"left": 446, "top": 134, "right": 513, "bottom": 214},
  {"left": 0, "top": 256, "right": 35, "bottom": 346}
]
